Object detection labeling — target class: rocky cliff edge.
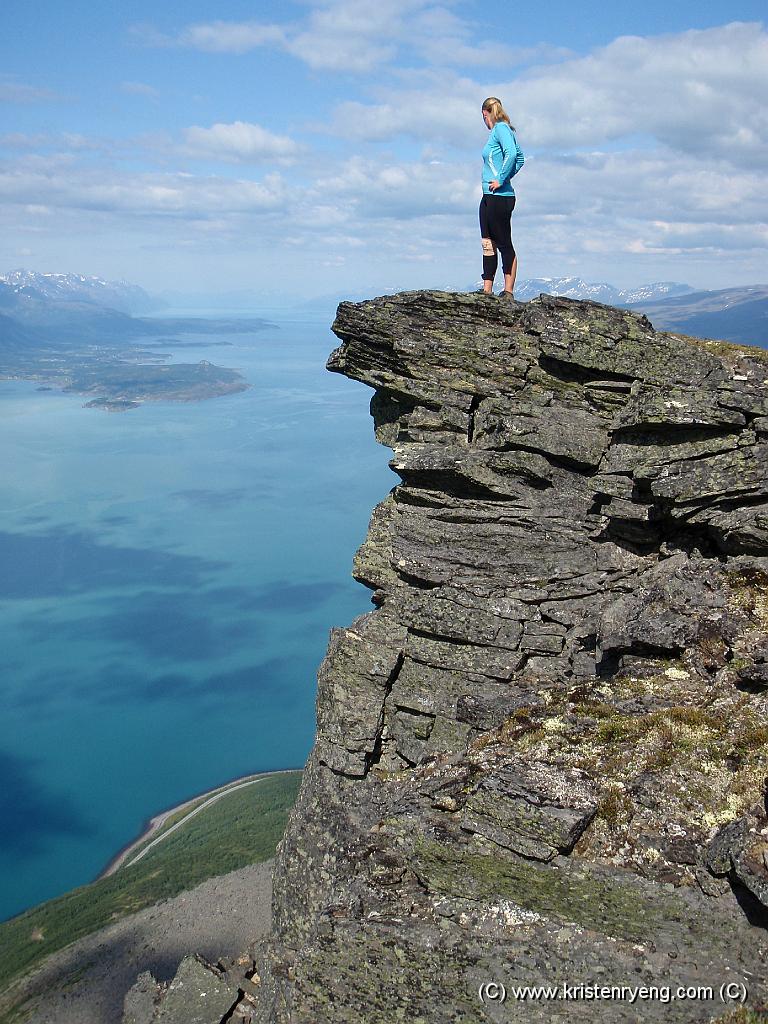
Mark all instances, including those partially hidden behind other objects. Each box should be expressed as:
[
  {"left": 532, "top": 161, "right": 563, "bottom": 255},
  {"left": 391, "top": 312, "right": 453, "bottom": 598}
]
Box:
[{"left": 126, "top": 291, "right": 768, "bottom": 1023}]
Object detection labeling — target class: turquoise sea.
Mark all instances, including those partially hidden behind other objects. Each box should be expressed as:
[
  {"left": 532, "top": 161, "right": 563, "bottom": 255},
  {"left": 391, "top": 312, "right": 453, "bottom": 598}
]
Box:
[{"left": 0, "top": 311, "right": 392, "bottom": 922}]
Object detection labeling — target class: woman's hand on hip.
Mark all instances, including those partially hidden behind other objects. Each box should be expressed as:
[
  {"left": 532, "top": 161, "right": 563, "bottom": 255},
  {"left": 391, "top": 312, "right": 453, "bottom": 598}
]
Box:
[{"left": 488, "top": 180, "right": 500, "bottom": 192}]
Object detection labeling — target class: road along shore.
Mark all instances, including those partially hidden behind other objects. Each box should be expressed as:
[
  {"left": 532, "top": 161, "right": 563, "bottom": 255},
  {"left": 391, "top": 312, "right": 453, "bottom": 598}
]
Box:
[{"left": 98, "top": 768, "right": 302, "bottom": 878}]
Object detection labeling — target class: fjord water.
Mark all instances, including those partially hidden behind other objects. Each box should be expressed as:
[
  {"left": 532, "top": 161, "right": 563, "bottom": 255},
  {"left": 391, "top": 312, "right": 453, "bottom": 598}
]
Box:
[{"left": 0, "top": 313, "right": 391, "bottom": 922}]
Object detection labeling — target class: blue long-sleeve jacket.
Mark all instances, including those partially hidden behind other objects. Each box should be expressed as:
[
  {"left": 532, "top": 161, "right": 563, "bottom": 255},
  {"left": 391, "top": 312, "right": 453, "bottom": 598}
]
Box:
[{"left": 482, "top": 122, "right": 520, "bottom": 197}]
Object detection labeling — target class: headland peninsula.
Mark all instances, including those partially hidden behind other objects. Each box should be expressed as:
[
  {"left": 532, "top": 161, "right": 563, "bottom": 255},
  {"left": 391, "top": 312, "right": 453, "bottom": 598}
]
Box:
[
  {"left": 0, "top": 318, "right": 273, "bottom": 410},
  {"left": 0, "top": 275, "right": 274, "bottom": 409}
]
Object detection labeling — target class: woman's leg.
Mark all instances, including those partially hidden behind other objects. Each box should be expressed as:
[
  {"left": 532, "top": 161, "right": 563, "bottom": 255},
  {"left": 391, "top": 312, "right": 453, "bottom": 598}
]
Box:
[
  {"left": 504, "top": 254, "right": 517, "bottom": 296},
  {"left": 482, "top": 239, "right": 497, "bottom": 294},
  {"left": 479, "top": 196, "right": 497, "bottom": 292},
  {"left": 490, "top": 196, "right": 516, "bottom": 295}
]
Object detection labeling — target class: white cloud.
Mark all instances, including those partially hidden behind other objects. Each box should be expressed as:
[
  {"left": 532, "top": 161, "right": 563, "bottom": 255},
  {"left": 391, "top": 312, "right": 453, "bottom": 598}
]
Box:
[
  {"left": 285, "top": 0, "right": 424, "bottom": 72},
  {"left": 511, "top": 21, "right": 768, "bottom": 165},
  {"left": 183, "top": 122, "right": 300, "bottom": 164},
  {"left": 121, "top": 81, "right": 160, "bottom": 98},
  {"left": 136, "top": 0, "right": 527, "bottom": 74},
  {"left": 0, "top": 133, "right": 116, "bottom": 157},
  {"left": 313, "top": 154, "right": 476, "bottom": 219},
  {"left": 0, "top": 75, "right": 62, "bottom": 103},
  {"left": 0, "top": 133, "right": 50, "bottom": 149},
  {"left": 178, "top": 20, "right": 287, "bottom": 54},
  {"left": 155, "top": 2, "right": 413, "bottom": 71},
  {"left": 311, "top": 19, "right": 768, "bottom": 286},
  {"left": 128, "top": 23, "right": 175, "bottom": 48},
  {"left": 522, "top": 149, "right": 768, "bottom": 233},
  {"left": 3, "top": 129, "right": 763, "bottom": 286},
  {"left": 0, "top": 162, "right": 287, "bottom": 218},
  {"left": 325, "top": 22, "right": 768, "bottom": 170},
  {"left": 328, "top": 81, "right": 480, "bottom": 144},
  {"left": 406, "top": 8, "right": 571, "bottom": 68}
]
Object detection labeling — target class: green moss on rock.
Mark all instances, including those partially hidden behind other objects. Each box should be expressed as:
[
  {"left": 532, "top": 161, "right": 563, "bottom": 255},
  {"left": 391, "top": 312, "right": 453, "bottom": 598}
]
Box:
[{"left": 413, "top": 837, "right": 678, "bottom": 943}]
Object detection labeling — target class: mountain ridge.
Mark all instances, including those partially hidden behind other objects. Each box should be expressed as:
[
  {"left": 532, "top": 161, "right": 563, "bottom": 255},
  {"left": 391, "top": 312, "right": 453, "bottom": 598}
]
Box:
[
  {"left": 0, "top": 269, "right": 164, "bottom": 315},
  {"left": 512, "top": 276, "right": 696, "bottom": 304},
  {"left": 4, "top": 268, "right": 766, "bottom": 350}
]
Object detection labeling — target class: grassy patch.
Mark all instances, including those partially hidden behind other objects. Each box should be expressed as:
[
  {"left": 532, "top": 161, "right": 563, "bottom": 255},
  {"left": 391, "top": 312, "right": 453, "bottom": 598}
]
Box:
[
  {"left": 469, "top": 660, "right": 768, "bottom": 869},
  {"left": 713, "top": 1009, "right": 768, "bottom": 1024},
  {"left": 0, "top": 771, "right": 301, "bottom": 999},
  {"left": 664, "top": 332, "right": 768, "bottom": 365},
  {"left": 413, "top": 837, "right": 674, "bottom": 943},
  {"left": 117, "top": 785, "right": 226, "bottom": 868},
  {"left": 726, "top": 568, "right": 768, "bottom": 628}
]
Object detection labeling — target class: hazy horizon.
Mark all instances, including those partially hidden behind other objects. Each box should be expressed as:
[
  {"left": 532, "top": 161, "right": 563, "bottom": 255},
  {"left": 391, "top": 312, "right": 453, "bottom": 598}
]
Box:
[{"left": 6, "top": 267, "right": 768, "bottom": 316}]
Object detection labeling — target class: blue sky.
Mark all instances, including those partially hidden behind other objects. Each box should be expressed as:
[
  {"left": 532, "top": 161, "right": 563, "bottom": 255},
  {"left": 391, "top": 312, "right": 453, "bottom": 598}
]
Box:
[{"left": 1, "top": 0, "right": 766, "bottom": 300}]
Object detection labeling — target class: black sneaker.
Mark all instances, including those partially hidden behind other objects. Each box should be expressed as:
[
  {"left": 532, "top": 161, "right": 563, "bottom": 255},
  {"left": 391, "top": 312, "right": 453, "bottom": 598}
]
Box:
[{"left": 498, "top": 291, "right": 515, "bottom": 299}]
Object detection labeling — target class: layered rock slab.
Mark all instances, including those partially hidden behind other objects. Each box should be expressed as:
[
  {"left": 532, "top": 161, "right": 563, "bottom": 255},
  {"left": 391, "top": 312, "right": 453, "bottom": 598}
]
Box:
[{"left": 131, "top": 292, "right": 768, "bottom": 1023}]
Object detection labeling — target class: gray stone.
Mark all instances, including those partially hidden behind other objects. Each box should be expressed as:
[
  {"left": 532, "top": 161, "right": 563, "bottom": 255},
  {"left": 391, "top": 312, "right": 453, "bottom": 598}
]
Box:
[
  {"left": 718, "top": 384, "right": 768, "bottom": 418},
  {"left": 650, "top": 443, "right": 768, "bottom": 505},
  {"left": 460, "top": 762, "right": 598, "bottom": 861},
  {"left": 314, "top": 612, "right": 407, "bottom": 776},
  {"left": 405, "top": 633, "right": 525, "bottom": 680},
  {"left": 154, "top": 956, "right": 240, "bottom": 1024},
  {"left": 387, "top": 706, "right": 434, "bottom": 764},
  {"left": 122, "top": 971, "right": 162, "bottom": 1024},
  {"left": 685, "top": 502, "right": 768, "bottom": 555},
  {"left": 694, "top": 867, "right": 731, "bottom": 898},
  {"left": 519, "top": 632, "right": 565, "bottom": 655},
  {"left": 732, "top": 847, "right": 768, "bottom": 909},
  {"left": 352, "top": 495, "right": 398, "bottom": 591},
  {"left": 423, "top": 715, "right": 474, "bottom": 758},
  {"left": 617, "top": 382, "right": 747, "bottom": 430},
  {"left": 395, "top": 587, "right": 525, "bottom": 650},
  {"left": 455, "top": 690, "right": 543, "bottom": 730},
  {"left": 473, "top": 396, "right": 611, "bottom": 468},
  {"left": 705, "top": 819, "right": 750, "bottom": 876},
  {"left": 570, "top": 651, "right": 597, "bottom": 677}
]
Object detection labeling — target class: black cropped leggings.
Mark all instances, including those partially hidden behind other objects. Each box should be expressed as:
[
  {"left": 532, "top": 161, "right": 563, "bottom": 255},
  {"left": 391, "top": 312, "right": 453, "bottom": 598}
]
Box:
[{"left": 479, "top": 193, "right": 516, "bottom": 280}]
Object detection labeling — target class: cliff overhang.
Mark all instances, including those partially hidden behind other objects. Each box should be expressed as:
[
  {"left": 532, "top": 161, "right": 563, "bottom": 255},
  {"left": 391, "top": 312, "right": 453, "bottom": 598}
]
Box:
[{"left": 130, "top": 291, "right": 768, "bottom": 1023}]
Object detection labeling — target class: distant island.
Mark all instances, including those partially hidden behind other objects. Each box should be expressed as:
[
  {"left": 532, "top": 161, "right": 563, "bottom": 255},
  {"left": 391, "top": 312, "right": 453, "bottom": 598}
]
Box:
[
  {"left": 0, "top": 271, "right": 273, "bottom": 410},
  {"left": 73, "top": 357, "right": 249, "bottom": 410},
  {"left": 0, "top": 323, "right": 261, "bottom": 410}
]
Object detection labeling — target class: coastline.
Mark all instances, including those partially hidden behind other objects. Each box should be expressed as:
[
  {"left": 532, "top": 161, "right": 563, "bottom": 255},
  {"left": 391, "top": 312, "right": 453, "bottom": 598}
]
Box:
[
  {"left": 0, "top": 770, "right": 302, "bottom": 1014},
  {"left": 98, "top": 767, "right": 303, "bottom": 880}
]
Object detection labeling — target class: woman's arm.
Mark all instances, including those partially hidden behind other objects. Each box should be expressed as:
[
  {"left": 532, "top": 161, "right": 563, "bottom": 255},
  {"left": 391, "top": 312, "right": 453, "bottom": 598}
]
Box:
[{"left": 494, "top": 123, "right": 517, "bottom": 184}]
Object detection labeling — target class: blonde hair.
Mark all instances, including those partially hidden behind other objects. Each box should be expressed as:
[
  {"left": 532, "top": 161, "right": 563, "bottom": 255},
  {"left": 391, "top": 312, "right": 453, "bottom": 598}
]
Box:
[{"left": 482, "top": 96, "right": 514, "bottom": 131}]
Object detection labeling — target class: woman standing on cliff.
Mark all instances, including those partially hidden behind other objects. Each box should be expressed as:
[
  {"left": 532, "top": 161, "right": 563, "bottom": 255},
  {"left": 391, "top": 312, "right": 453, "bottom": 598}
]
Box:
[{"left": 479, "top": 96, "right": 523, "bottom": 299}]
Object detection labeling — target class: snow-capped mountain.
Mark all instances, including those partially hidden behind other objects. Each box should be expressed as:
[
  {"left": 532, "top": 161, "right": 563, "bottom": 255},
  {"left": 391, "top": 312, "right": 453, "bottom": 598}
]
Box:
[
  {"left": 0, "top": 269, "right": 164, "bottom": 315},
  {"left": 513, "top": 277, "right": 695, "bottom": 304},
  {"left": 618, "top": 282, "right": 696, "bottom": 304},
  {"left": 513, "top": 277, "right": 618, "bottom": 303}
]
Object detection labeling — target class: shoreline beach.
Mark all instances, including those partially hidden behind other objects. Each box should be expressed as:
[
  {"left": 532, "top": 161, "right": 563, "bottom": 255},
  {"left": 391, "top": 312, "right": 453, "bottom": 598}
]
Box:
[{"left": 97, "top": 767, "right": 303, "bottom": 879}]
